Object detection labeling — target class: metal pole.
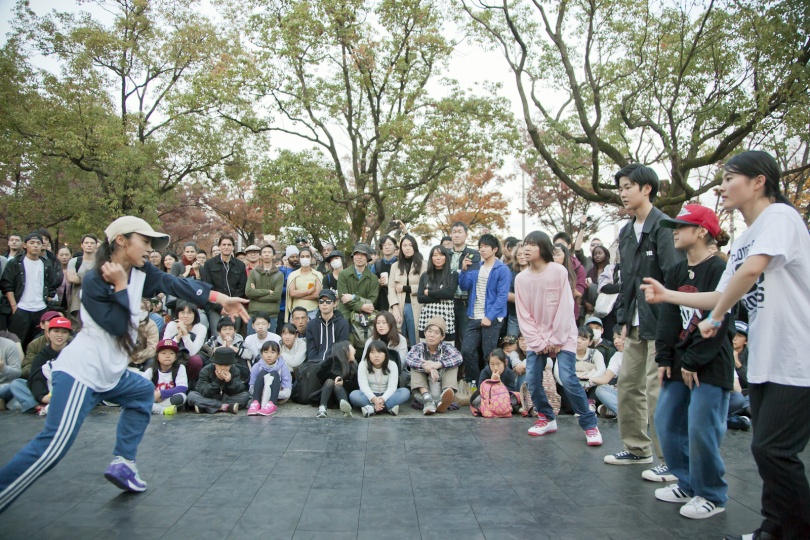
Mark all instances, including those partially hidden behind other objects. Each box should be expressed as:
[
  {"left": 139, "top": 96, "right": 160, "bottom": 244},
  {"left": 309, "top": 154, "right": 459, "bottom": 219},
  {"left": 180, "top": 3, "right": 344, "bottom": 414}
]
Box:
[{"left": 521, "top": 169, "right": 526, "bottom": 238}]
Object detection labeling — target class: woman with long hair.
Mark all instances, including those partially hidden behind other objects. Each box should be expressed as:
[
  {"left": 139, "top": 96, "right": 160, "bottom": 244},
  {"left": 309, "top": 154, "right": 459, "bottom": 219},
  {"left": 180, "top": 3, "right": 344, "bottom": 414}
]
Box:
[
  {"left": 416, "top": 245, "right": 459, "bottom": 342},
  {"left": 0, "top": 217, "right": 248, "bottom": 513},
  {"left": 388, "top": 234, "right": 426, "bottom": 347}
]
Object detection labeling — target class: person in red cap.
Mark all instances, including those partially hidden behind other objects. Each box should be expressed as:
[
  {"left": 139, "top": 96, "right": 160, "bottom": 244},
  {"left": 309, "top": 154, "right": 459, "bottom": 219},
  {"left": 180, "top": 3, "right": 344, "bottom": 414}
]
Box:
[
  {"left": 149, "top": 339, "right": 187, "bottom": 416},
  {"left": 640, "top": 204, "right": 734, "bottom": 519},
  {"left": 0, "top": 216, "right": 250, "bottom": 514},
  {"left": 21, "top": 311, "right": 69, "bottom": 380},
  {"left": 1, "top": 317, "right": 72, "bottom": 415}
]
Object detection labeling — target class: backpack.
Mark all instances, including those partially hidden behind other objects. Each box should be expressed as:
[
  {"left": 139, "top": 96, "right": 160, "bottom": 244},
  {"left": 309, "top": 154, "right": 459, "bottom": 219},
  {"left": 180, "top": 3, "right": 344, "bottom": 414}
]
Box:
[
  {"left": 291, "top": 361, "right": 322, "bottom": 405},
  {"left": 475, "top": 378, "right": 513, "bottom": 418}
]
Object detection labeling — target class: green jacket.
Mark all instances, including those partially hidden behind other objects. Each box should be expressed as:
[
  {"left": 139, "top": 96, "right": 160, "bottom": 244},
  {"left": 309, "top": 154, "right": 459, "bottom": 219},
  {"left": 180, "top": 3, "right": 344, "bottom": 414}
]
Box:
[
  {"left": 245, "top": 266, "right": 284, "bottom": 317},
  {"left": 337, "top": 265, "right": 379, "bottom": 320}
]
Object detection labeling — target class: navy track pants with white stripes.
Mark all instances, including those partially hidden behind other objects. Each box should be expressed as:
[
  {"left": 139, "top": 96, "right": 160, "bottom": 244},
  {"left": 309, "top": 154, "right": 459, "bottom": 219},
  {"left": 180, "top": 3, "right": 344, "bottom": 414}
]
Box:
[{"left": 0, "top": 370, "right": 153, "bottom": 514}]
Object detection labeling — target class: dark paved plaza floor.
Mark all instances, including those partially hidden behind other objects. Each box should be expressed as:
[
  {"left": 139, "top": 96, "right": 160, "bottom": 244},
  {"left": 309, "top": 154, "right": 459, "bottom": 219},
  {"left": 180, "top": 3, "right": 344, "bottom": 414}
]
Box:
[{"left": 1, "top": 407, "right": 805, "bottom": 540}]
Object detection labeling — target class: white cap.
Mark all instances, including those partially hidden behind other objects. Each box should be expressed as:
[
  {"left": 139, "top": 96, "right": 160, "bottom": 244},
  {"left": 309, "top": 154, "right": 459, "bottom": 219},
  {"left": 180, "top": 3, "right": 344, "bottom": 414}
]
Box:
[
  {"left": 105, "top": 216, "right": 170, "bottom": 252},
  {"left": 245, "top": 244, "right": 261, "bottom": 253},
  {"left": 285, "top": 245, "right": 300, "bottom": 257}
]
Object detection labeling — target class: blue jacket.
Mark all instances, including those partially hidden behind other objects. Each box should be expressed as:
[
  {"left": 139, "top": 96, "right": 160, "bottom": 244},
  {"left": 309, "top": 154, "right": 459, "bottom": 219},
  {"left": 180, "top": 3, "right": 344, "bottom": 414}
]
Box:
[{"left": 458, "top": 259, "right": 511, "bottom": 320}]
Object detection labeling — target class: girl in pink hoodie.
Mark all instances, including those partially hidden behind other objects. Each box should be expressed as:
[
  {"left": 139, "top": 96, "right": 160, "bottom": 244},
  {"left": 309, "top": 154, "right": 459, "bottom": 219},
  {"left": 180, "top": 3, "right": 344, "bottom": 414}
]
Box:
[{"left": 515, "top": 231, "right": 602, "bottom": 446}]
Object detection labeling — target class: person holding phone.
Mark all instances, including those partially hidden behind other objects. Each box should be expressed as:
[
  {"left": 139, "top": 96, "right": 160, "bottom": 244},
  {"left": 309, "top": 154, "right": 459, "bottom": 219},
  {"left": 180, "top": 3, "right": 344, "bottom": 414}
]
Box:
[{"left": 449, "top": 222, "right": 479, "bottom": 352}]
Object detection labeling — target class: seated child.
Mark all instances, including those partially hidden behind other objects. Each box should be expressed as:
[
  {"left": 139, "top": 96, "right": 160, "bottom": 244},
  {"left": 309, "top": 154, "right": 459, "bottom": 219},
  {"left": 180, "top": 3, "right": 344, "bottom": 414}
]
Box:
[
  {"left": 585, "top": 316, "right": 615, "bottom": 364},
  {"left": 470, "top": 348, "right": 523, "bottom": 415},
  {"left": 501, "top": 335, "right": 525, "bottom": 388},
  {"left": 279, "top": 323, "right": 306, "bottom": 371},
  {"left": 349, "top": 339, "right": 410, "bottom": 417},
  {"left": 1, "top": 317, "right": 72, "bottom": 413},
  {"left": 206, "top": 317, "right": 253, "bottom": 384},
  {"left": 188, "top": 348, "right": 250, "bottom": 414},
  {"left": 316, "top": 341, "right": 358, "bottom": 419},
  {"left": 243, "top": 312, "right": 281, "bottom": 359},
  {"left": 129, "top": 298, "right": 159, "bottom": 375},
  {"left": 590, "top": 325, "right": 624, "bottom": 418},
  {"left": 571, "top": 326, "right": 606, "bottom": 391},
  {"left": 247, "top": 341, "right": 292, "bottom": 416},
  {"left": 150, "top": 339, "right": 188, "bottom": 415}
]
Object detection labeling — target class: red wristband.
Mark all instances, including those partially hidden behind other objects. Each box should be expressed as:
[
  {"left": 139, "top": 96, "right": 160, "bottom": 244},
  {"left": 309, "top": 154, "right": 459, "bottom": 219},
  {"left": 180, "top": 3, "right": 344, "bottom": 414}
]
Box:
[{"left": 210, "top": 291, "right": 219, "bottom": 303}]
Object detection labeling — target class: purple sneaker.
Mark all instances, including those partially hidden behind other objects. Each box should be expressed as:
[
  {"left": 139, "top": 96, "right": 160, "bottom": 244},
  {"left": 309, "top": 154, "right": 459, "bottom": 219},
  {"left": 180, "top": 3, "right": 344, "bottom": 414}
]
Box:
[{"left": 104, "top": 456, "right": 147, "bottom": 492}]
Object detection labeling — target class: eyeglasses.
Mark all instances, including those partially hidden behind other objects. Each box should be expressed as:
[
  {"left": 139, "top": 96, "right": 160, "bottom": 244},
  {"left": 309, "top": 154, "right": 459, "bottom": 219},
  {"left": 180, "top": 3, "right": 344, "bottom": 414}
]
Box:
[{"left": 318, "top": 299, "right": 334, "bottom": 304}]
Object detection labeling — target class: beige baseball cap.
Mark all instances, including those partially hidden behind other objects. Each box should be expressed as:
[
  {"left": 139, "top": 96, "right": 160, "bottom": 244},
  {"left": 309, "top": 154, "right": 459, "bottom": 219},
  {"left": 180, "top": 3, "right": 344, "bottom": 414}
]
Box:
[{"left": 104, "top": 216, "right": 170, "bottom": 252}]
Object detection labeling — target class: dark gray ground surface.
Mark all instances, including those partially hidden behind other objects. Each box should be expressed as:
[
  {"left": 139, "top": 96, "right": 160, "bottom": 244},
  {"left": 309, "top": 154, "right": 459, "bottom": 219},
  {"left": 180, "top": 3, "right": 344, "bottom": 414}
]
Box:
[{"left": 1, "top": 406, "right": 803, "bottom": 540}]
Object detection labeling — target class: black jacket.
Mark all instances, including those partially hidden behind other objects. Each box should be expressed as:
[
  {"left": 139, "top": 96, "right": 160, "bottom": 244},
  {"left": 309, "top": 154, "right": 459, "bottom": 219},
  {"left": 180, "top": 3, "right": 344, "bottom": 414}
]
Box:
[
  {"left": 195, "top": 363, "right": 247, "bottom": 398},
  {"left": 200, "top": 255, "right": 247, "bottom": 299},
  {"left": 28, "top": 344, "right": 61, "bottom": 403},
  {"left": 305, "top": 310, "right": 350, "bottom": 362},
  {"left": 655, "top": 257, "right": 734, "bottom": 391},
  {"left": 316, "top": 353, "right": 358, "bottom": 393},
  {"left": 417, "top": 270, "right": 459, "bottom": 304},
  {"left": 450, "top": 247, "right": 479, "bottom": 299},
  {"left": 616, "top": 207, "right": 683, "bottom": 339},
  {"left": 0, "top": 254, "right": 63, "bottom": 310}
]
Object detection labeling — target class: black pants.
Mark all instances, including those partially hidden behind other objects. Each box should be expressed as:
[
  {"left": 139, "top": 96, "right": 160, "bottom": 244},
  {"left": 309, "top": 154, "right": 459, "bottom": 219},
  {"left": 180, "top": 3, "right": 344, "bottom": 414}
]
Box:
[
  {"left": 749, "top": 382, "right": 810, "bottom": 538},
  {"left": 8, "top": 308, "right": 45, "bottom": 349},
  {"left": 252, "top": 372, "right": 281, "bottom": 404},
  {"left": 453, "top": 298, "right": 468, "bottom": 352},
  {"left": 320, "top": 379, "right": 348, "bottom": 407}
]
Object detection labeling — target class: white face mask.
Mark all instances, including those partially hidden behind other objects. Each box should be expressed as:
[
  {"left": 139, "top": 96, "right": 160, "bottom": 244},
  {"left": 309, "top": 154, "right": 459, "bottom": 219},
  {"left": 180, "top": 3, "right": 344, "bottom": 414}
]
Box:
[
  {"left": 592, "top": 329, "right": 602, "bottom": 342},
  {"left": 330, "top": 259, "right": 342, "bottom": 269},
  {"left": 300, "top": 257, "right": 311, "bottom": 267},
  {"left": 139, "top": 310, "right": 150, "bottom": 323}
]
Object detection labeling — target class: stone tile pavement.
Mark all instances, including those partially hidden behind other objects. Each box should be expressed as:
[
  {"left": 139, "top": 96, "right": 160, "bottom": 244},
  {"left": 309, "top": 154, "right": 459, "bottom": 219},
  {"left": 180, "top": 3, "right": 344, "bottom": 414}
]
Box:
[{"left": 1, "top": 406, "right": 804, "bottom": 539}]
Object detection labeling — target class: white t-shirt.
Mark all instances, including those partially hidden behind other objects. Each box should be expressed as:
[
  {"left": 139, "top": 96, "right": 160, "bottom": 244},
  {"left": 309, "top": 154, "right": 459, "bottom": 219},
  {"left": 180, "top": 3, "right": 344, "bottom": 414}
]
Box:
[
  {"left": 473, "top": 264, "right": 492, "bottom": 320},
  {"left": 717, "top": 204, "right": 810, "bottom": 386},
  {"left": 606, "top": 351, "right": 623, "bottom": 378},
  {"left": 18, "top": 258, "right": 46, "bottom": 311},
  {"left": 243, "top": 332, "right": 281, "bottom": 359},
  {"left": 156, "top": 364, "right": 188, "bottom": 394}
]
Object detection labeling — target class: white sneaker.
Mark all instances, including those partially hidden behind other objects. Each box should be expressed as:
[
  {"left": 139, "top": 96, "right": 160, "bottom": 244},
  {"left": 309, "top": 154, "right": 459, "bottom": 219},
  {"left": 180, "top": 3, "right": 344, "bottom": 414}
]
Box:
[
  {"left": 316, "top": 405, "right": 327, "bottom": 418},
  {"left": 655, "top": 484, "right": 692, "bottom": 504},
  {"left": 585, "top": 427, "right": 602, "bottom": 446},
  {"left": 389, "top": 405, "right": 399, "bottom": 416},
  {"left": 527, "top": 415, "right": 558, "bottom": 437},
  {"left": 361, "top": 405, "right": 374, "bottom": 418},
  {"left": 339, "top": 399, "right": 353, "bottom": 418},
  {"left": 423, "top": 400, "right": 437, "bottom": 415},
  {"left": 642, "top": 464, "right": 677, "bottom": 482},
  {"left": 679, "top": 496, "right": 725, "bottom": 519}
]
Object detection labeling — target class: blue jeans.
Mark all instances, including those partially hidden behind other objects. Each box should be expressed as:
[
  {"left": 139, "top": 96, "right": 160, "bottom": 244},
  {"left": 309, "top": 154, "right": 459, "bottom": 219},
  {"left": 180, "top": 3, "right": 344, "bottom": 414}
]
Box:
[
  {"left": 526, "top": 350, "right": 597, "bottom": 430},
  {"left": 728, "top": 391, "right": 749, "bottom": 417},
  {"left": 654, "top": 379, "right": 729, "bottom": 506},
  {"left": 402, "top": 304, "right": 417, "bottom": 347},
  {"left": 506, "top": 314, "right": 520, "bottom": 339},
  {"left": 595, "top": 385, "right": 618, "bottom": 414},
  {"left": 0, "top": 370, "right": 154, "bottom": 514},
  {"left": 349, "top": 388, "right": 411, "bottom": 411},
  {"left": 9, "top": 379, "right": 39, "bottom": 412}
]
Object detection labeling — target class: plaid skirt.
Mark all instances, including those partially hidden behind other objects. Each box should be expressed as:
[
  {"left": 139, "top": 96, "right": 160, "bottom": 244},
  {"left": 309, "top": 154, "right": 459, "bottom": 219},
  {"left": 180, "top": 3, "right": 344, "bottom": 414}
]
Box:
[{"left": 418, "top": 300, "right": 456, "bottom": 334}]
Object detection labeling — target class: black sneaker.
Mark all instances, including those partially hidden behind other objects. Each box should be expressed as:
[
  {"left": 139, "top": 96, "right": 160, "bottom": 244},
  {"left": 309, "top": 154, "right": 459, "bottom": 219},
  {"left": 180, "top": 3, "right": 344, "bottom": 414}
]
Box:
[
  {"left": 604, "top": 450, "right": 653, "bottom": 465},
  {"left": 727, "top": 415, "right": 752, "bottom": 431}
]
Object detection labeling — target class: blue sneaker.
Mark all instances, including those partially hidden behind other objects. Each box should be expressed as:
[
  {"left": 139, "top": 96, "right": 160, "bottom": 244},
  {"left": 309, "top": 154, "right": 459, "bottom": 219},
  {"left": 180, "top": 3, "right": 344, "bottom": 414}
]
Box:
[{"left": 104, "top": 456, "right": 147, "bottom": 492}]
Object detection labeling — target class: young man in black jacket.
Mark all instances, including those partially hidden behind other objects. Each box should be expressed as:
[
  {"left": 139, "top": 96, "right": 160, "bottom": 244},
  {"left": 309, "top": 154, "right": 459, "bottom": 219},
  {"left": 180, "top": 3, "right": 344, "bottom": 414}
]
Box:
[
  {"left": 604, "top": 165, "right": 683, "bottom": 484},
  {"left": 449, "top": 222, "right": 479, "bottom": 353},
  {"left": 305, "top": 290, "right": 349, "bottom": 362},
  {"left": 200, "top": 235, "right": 247, "bottom": 336},
  {"left": 0, "top": 233, "right": 63, "bottom": 348}
]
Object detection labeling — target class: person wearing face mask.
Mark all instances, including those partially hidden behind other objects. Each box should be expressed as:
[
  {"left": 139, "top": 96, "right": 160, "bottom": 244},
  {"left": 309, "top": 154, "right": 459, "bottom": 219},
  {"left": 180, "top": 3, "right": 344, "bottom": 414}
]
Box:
[
  {"left": 322, "top": 250, "right": 344, "bottom": 292},
  {"left": 284, "top": 247, "right": 323, "bottom": 320},
  {"left": 585, "top": 316, "right": 615, "bottom": 365},
  {"left": 128, "top": 299, "right": 159, "bottom": 377}
]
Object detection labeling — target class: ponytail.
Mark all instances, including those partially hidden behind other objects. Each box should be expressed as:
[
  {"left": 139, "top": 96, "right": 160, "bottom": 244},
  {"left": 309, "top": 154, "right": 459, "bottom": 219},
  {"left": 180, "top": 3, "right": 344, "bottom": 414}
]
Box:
[{"left": 724, "top": 150, "right": 794, "bottom": 207}]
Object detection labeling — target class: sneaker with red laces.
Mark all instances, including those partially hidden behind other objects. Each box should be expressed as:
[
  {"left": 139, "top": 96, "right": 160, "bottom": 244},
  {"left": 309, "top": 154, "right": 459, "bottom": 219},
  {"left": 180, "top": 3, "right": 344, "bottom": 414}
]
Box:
[
  {"left": 585, "top": 427, "right": 603, "bottom": 446},
  {"left": 528, "top": 414, "right": 558, "bottom": 436},
  {"left": 258, "top": 401, "right": 277, "bottom": 416},
  {"left": 247, "top": 400, "right": 261, "bottom": 416}
]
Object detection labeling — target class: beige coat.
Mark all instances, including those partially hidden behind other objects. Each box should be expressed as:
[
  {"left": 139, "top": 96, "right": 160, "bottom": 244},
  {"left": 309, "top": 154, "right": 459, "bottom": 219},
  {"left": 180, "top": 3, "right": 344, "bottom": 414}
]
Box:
[{"left": 387, "top": 259, "right": 427, "bottom": 329}]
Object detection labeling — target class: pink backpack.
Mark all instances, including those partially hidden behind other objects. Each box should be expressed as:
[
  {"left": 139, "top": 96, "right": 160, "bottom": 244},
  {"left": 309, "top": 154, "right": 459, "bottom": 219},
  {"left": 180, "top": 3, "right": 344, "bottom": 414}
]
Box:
[{"left": 478, "top": 379, "right": 513, "bottom": 418}]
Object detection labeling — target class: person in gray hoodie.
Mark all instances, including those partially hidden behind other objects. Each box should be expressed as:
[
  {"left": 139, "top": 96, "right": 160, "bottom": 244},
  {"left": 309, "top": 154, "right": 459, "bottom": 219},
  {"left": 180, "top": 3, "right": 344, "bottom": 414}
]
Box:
[{"left": 305, "top": 290, "right": 350, "bottom": 363}]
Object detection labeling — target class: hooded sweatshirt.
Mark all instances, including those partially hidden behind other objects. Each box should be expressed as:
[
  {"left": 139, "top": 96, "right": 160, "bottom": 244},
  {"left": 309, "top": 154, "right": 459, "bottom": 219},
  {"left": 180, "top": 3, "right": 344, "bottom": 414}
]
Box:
[
  {"left": 305, "top": 310, "right": 350, "bottom": 362},
  {"left": 248, "top": 356, "right": 292, "bottom": 394}
]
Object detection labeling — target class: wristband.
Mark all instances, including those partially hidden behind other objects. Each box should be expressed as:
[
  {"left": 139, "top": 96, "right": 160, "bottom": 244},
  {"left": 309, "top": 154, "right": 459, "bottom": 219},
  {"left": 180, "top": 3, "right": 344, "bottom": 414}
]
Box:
[
  {"left": 210, "top": 291, "right": 219, "bottom": 303},
  {"left": 706, "top": 311, "right": 722, "bottom": 328}
]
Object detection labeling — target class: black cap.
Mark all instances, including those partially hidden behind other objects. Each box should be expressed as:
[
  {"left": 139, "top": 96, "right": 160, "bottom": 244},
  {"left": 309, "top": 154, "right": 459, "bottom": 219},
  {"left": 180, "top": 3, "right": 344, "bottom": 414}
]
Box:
[
  {"left": 319, "top": 289, "right": 337, "bottom": 301},
  {"left": 352, "top": 242, "right": 372, "bottom": 256},
  {"left": 211, "top": 347, "right": 236, "bottom": 366},
  {"left": 325, "top": 250, "right": 344, "bottom": 262}
]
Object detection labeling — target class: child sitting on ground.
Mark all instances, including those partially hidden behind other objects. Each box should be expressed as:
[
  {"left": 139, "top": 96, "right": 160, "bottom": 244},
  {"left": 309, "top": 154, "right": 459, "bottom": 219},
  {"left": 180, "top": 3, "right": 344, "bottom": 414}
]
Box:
[
  {"left": 572, "top": 326, "right": 606, "bottom": 391},
  {"left": 188, "top": 348, "right": 250, "bottom": 414},
  {"left": 590, "top": 325, "right": 624, "bottom": 418},
  {"left": 243, "top": 312, "right": 281, "bottom": 360},
  {"left": 247, "top": 341, "right": 292, "bottom": 416},
  {"left": 316, "top": 341, "right": 358, "bottom": 419},
  {"left": 349, "top": 339, "right": 410, "bottom": 417},
  {"left": 129, "top": 298, "right": 159, "bottom": 375},
  {"left": 470, "top": 348, "right": 523, "bottom": 415},
  {"left": 150, "top": 339, "right": 188, "bottom": 416}
]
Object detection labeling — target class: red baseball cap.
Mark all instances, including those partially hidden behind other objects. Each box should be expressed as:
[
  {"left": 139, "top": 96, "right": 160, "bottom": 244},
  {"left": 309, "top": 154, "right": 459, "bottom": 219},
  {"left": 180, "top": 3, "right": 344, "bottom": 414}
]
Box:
[
  {"left": 40, "top": 311, "right": 62, "bottom": 323},
  {"left": 48, "top": 317, "right": 72, "bottom": 331},
  {"left": 156, "top": 339, "right": 179, "bottom": 353},
  {"left": 660, "top": 204, "right": 721, "bottom": 239}
]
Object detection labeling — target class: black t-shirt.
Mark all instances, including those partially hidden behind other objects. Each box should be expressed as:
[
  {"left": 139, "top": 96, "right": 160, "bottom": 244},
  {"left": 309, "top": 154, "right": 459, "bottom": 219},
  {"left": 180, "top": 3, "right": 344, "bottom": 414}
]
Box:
[{"left": 655, "top": 256, "right": 735, "bottom": 390}]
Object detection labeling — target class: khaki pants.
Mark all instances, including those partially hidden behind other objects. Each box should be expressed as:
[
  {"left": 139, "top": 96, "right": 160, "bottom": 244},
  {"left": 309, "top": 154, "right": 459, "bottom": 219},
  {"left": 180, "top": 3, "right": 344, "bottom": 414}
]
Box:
[
  {"left": 410, "top": 367, "right": 459, "bottom": 399},
  {"left": 617, "top": 326, "right": 663, "bottom": 460}
]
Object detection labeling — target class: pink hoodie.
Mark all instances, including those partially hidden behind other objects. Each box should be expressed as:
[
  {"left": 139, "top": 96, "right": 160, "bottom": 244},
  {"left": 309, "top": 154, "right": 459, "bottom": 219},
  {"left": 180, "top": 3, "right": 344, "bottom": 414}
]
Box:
[{"left": 515, "top": 263, "right": 578, "bottom": 354}]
